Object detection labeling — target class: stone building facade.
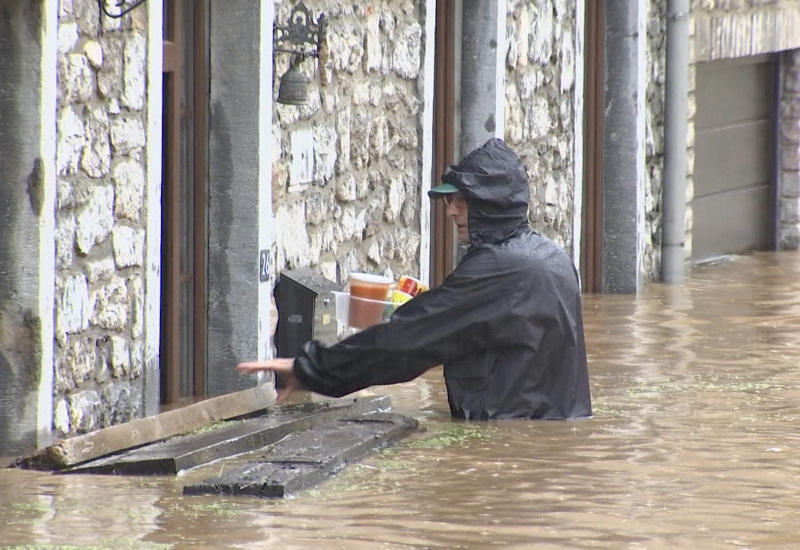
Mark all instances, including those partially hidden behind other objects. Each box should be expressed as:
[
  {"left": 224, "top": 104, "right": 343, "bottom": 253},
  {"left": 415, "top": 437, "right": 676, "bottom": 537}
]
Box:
[
  {"left": 270, "top": 1, "right": 427, "bottom": 285},
  {"left": 2, "top": 0, "right": 799, "bottom": 452},
  {"left": 506, "top": 0, "right": 580, "bottom": 251},
  {"left": 51, "top": 1, "right": 150, "bottom": 436},
  {"left": 643, "top": 0, "right": 800, "bottom": 281}
]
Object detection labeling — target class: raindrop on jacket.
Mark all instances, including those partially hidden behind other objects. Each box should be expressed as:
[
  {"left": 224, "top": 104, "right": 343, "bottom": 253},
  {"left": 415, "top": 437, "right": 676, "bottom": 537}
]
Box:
[{"left": 294, "top": 138, "right": 592, "bottom": 420}]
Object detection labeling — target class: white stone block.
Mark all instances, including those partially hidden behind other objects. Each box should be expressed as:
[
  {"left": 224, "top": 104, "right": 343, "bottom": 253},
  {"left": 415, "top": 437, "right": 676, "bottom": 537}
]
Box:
[
  {"left": 110, "top": 115, "right": 146, "bottom": 155},
  {"left": 109, "top": 335, "right": 130, "bottom": 378},
  {"left": 335, "top": 106, "right": 351, "bottom": 173},
  {"left": 57, "top": 107, "right": 85, "bottom": 176},
  {"left": 62, "top": 53, "right": 95, "bottom": 104},
  {"left": 289, "top": 128, "right": 314, "bottom": 187},
  {"left": 75, "top": 185, "right": 114, "bottom": 255},
  {"left": 90, "top": 276, "right": 130, "bottom": 330},
  {"left": 55, "top": 213, "right": 76, "bottom": 269},
  {"left": 112, "top": 158, "right": 145, "bottom": 221},
  {"left": 53, "top": 398, "right": 70, "bottom": 435},
  {"left": 83, "top": 40, "right": 103, "bottom": 69},
  {"left": 392, "top": 22, "right": 422, "bottom": 79},
  {"left": 336, "top": 174, "right": 357, "bottom": 202},
  {"left": 274, "top": 202, "right": 311, "bottom": 268},
  {"left": 122, "top": 34, "right": 146, "bottom": 111},
  {"left": 313, "top": 124, "right": 338, "bottom": 183},
  {"left": 56, "top": 273, "right": 91, "bottom": 336},
  {"left": 85, "top": 256, "right": 116, "bottom": 283},
  {"left": 130, "top": 276, "right": 144, "bottom": 339},
  {"left": 385, "top": 175, "right": 405, "bottom": 223},
  {"left": 58, "top": 22, "right": 79, "bottom": 53},
  {"left": 112, "top": 225, "right": 145, "bottom": 268},
  {"left": 68, "top": 390, "right": 101, "bottom": 433},
  {"left": 81, "top": 104, "right": 111, "bottom": 178},
  {"left": 529, "top": 1, "right": 554, "bottom": 65},
  {"left": 364, "top": 13, "right": 382, "bottom": 73},
  {"left": 130, "top": 340, "right": 144, "bottom": 379}
]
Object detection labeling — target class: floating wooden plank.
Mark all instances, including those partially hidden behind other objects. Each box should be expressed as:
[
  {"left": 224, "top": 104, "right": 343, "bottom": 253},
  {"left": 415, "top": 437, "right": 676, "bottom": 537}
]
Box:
[
  {"left": 63, "top": 396, "right": 391, "bottom": 475},
  {"left": 183, "top": 412, "right": 418, "bottom": 498},
  {"left": 12, "top": 384, "right": 281, "bottom": 471}
]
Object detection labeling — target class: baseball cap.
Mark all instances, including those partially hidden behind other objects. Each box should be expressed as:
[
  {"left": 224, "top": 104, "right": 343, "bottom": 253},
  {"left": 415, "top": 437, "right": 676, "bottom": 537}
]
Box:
[{"left": 427, "top": 182, "right": 459, "bottom": 198}]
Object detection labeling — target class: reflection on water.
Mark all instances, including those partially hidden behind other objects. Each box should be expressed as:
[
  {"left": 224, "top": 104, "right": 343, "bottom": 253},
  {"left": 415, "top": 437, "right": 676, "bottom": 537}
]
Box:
[{"left": 3, "top": 252, "right": 800, "bottom": 549}]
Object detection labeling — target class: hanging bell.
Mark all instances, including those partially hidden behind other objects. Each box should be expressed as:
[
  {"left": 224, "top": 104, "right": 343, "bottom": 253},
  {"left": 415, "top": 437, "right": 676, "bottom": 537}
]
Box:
[{"left": 276, "top": 55, "right": 309, "bottom": 106}]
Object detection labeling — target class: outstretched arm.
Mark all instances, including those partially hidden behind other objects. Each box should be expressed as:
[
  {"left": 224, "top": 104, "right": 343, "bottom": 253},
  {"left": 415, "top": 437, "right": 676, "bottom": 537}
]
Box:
[{"left": 236, "top": 358, "right": 300, "bottom": 403}]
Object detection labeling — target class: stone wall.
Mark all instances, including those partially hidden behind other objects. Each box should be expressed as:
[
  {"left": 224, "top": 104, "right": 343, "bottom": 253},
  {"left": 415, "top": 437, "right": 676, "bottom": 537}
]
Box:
[
  {"left": 692, "top": 0, "right": 800, "bottom": 62},
  {"left": 643, "top": 0, "right": 668, "bottom": 282},
  {"left": 52, "top": 0, "right": 148, "bottom": 436},
  {"left": 505, "top": 0, "right": 579, "bottom": 251},
  {"left": 271, "top": 0, "right": 425, "bottom": 286},
  {"left": 779, "top": 51, "right": 800, "bottom": 248}
]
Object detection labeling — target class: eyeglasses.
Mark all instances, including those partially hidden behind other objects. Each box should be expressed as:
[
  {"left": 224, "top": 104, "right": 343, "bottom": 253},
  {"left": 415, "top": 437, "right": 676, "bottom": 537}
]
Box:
[{"left": 442, "top": 193, "right": 465, "bottom": 207}]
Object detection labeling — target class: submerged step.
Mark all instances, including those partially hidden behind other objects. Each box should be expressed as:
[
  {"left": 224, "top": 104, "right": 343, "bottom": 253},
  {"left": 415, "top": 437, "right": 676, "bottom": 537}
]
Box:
[
  {"left": 183, "top": 412, "right": 419, "bottom": 498},
  {"left": 64, "top": 396, "right": 391, "bottom": 475}
]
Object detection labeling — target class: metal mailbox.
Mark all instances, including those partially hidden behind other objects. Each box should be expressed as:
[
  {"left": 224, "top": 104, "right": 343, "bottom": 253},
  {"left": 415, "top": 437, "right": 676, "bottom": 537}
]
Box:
[{"left": 275, "top": 268, "right": 341, "bottom": 357}]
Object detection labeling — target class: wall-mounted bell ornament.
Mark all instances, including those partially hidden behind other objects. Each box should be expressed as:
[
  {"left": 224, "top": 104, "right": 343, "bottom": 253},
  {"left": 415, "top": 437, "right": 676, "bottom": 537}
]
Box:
[{"left": 277, "top": 55, "right": 309, "bottom": 106}]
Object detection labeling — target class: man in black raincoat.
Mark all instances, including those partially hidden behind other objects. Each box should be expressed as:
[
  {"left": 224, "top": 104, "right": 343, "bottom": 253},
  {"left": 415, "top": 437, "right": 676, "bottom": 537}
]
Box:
[{"left": 238, "top": 138, "right": 592, "bottom": 420}]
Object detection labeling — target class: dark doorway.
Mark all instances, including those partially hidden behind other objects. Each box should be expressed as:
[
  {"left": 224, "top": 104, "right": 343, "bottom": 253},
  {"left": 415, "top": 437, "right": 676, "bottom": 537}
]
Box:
[{"left": 161, "top": 0, "right": 209, "bottom": 406}]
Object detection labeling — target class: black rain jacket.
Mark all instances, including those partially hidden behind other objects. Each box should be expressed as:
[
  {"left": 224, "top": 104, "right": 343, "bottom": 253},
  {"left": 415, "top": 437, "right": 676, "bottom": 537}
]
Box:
[{"left": 294, "top": 138, "right": 592, "bottom": 419}]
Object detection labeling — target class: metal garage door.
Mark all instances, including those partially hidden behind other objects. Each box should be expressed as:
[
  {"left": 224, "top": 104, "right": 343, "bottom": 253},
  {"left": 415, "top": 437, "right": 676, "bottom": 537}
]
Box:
[{"left": 692, "top": 55, "right": 777, "bottom": 263}]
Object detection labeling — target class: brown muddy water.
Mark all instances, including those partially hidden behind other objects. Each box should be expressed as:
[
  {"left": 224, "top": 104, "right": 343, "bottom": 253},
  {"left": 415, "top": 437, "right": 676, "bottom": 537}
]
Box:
[{"left": 2, "top": 251, "right": 800, "bottom": 549}]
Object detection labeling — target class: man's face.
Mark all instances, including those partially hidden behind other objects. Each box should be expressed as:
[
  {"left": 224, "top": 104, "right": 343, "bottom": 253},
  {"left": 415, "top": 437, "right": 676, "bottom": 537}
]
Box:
[{"left": 443, "top": 192, "right": 469, "bottom": 243}]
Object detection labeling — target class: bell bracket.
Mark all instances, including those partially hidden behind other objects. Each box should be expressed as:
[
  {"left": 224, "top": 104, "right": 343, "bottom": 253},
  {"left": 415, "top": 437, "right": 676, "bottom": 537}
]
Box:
[{"left": 274, "top": 2, "right": 327, "bottom": 60}]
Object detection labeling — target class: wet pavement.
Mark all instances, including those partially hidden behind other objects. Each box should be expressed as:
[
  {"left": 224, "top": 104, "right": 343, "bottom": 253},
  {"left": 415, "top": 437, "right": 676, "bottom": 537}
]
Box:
[{"left": 2, "top": 251, "right": 800, "bottom": 549}]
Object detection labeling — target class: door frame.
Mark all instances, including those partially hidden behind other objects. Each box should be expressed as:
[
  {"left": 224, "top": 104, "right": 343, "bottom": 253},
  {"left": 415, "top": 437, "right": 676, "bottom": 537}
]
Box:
[
  {"left": 161, "top": 0, "right": 208, "bottom": 405},
  {"left": 581, "top": 0, "right": 604, "bottom": 293},
  {"left": 431, "top": 0, "right": 457, "bottom": 287}
]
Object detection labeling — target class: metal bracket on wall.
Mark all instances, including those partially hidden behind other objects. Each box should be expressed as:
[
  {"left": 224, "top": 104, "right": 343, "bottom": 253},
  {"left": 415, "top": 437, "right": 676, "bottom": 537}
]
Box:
[{"left": 98, "top": 0, "right": 148, "bottom": 18}]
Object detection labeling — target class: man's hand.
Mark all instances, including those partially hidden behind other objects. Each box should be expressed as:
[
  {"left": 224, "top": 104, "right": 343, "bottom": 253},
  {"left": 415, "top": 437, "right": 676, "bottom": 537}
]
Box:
[{"left": 236, "top": 357, "right": 299, "bottom": 403}]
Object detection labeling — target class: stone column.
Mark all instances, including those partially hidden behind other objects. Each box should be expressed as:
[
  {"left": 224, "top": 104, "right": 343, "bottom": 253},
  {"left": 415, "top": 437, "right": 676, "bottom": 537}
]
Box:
[
  {"left": 206, "top": 1, "right": 275, "bottom": 395},
  {"left": 460, "top": 0, "right": 506, "bottom": 156},
  {"left": 0, "top": 0, "right": 57, "bottom": 453},
  {"left": 779, "top": 50, "right": 800, "bottom": 249},
  {"left": 602, "top": 0, "right": 647, "bottom": 293}
]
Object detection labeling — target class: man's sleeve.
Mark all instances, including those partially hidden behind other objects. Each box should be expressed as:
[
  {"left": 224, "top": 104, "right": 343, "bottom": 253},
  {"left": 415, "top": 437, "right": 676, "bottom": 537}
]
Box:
[{"left": 292, "top": 247, "right": 533, "bottom": 397}]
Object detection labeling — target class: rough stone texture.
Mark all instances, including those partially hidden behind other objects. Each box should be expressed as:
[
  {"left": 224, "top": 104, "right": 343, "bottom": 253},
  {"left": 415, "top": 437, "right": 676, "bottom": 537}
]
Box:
[
  {"left": 643, "top": 0, "right": 668, "bottom": 282},
  {"left": 505, "top": 0, "right": 578, "bottom": 250},
  {"left": 53, "top": 0, "right": 148, "bottom": 437},
  {"left": 780, "top": 55, "right": 800, "bottom": 249},
  {"left": 271, "top": 1, "right": 425, "bottom": 288},
  {"left": 693, "top": 0, "right": 800, "bottom": 62}
]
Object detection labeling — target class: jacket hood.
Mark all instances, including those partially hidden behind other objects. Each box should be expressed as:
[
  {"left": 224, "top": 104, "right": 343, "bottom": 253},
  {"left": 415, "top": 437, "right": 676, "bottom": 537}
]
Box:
[{"left": 442, "top": 138, "right": 530, "bottom": 246}]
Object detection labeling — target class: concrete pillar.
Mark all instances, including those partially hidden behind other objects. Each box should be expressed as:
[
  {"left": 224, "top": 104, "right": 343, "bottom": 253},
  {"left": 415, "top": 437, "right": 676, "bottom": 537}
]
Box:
[
  {"left": 602, "top": 0, "right": 647, "bottom": 293},
  {"left": 459, "top": 0, "right": 506, "bottom": 156},
  {"left": 0, "top": 0, "right": 57, "bottom": 453},
  {"left": 206, "top": 1, "right": 275, "bottom": 395}
]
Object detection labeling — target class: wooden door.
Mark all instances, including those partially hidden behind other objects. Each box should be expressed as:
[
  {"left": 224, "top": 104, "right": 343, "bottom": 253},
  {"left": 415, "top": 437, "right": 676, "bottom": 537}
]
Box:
[
  {"left": 431, "top": 0, "right": 457, "bottom": 287},
  {"left": 161, "top": 0, "right": 208, "bottom": 405}
]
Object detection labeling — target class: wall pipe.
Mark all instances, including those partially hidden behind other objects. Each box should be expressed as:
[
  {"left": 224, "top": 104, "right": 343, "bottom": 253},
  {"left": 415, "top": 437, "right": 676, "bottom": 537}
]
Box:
[{"left": 660, "top": 0, "right": 690, "bottom": 284}]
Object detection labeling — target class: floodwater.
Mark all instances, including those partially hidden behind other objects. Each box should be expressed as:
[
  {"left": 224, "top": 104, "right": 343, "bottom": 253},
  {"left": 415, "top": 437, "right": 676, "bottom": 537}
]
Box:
[{"left": 2, "top": 251, "right": 800, "bottom": 549}]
